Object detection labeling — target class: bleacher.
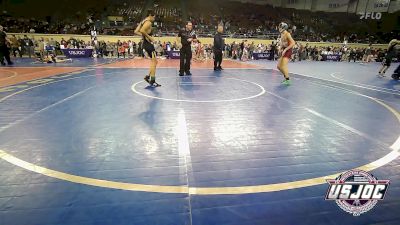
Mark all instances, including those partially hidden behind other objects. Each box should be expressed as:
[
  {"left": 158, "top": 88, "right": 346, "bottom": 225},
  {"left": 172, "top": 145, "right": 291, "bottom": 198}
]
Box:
[{"left": 1, "top": 0, "right": 397, "bottom": 43}]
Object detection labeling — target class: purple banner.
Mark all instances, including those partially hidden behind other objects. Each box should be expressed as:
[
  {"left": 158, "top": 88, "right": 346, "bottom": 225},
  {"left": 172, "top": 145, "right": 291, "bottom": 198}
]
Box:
[
  {"left": 167, "top": 50, "right": 180, "bottom": 59},
  {"left": 253, "top": 52, "right": 271, "bottom": 60},
  {"left": 322, "top": 54, "right": 341, "bottom": 61},
  {"left": 62, "top": 49, "right": 93, "bottom": 58}
]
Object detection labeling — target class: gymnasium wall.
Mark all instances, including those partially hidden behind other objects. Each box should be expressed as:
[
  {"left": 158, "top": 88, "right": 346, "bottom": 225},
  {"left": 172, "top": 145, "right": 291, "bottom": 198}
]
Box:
[
  {"left": 311, "top": 0, "right": 350, "bottom": 13},
  {"left": 389, "top": 0, "right": 400, "bottom": 13},
  {"left": 228, "top": 0, "right": 398, "bottom": 12}
]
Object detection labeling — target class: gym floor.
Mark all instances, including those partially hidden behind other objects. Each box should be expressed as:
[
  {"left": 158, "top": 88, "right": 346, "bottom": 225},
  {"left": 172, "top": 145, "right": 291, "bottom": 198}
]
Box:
[{"left": 0, "top": 58, "right": 399, "bottom": 225}]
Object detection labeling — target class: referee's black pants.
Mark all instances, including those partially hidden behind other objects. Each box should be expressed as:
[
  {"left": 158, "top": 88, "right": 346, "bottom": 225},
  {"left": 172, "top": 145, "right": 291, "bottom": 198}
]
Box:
[
  {"left": 0, "top": 45, "right": 12, "bottom": 65},
  {"left": 214, "top": 49, "right": 222, "bottom": 69},
  {"left": 180, "top": 46, "right": 192, "bottom": 74}
]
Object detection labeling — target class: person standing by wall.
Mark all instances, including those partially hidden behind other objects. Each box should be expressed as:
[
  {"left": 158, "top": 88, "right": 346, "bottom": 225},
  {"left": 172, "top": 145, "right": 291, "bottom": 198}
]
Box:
[
  {"left": 213, "top": 24, "right": 224, "bottom": 71},
  {"left": 9, "top": 35, "right": 21, "bottom": 58},
  {"left": 270, "top": 41, "right": 277, "bottom": 61}
]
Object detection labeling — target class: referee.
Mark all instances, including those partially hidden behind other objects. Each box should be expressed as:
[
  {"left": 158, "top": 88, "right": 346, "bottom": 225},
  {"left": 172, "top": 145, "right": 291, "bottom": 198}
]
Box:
[
  {"left": 0, "top": 25, "right": 13, "bottom": 66},
  {"left": 178, "top": 21, "right": 196, "bottom": 76},
  {"left": 213, "top": 24, "right": 224, "bottom": 71}
]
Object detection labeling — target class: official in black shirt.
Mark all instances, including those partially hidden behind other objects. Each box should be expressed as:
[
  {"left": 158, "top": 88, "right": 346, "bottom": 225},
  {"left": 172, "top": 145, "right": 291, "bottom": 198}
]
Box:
[
  {"left": 178, "top": 21, "right": 196, "bottom": 76},
  {"left": 270, "top": 41, "right": 277, "bottom": 61},
  {"left": 213, "top": 24, "right": 224, "bottom": 71},
  {"left": 0, "top": 25, "right": 13, "bottom": 66}
]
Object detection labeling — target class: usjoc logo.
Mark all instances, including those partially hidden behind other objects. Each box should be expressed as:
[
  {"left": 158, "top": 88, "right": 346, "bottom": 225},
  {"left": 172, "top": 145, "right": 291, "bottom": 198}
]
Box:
[
  {"left": 325, "top": 170, "right": 389, "bottom": 216},
  {"left": 68, "top": 51, "right": 86, "bottom": 55},
  {"left": 326, "top": 55, "right": 339, "bottom": 60}
]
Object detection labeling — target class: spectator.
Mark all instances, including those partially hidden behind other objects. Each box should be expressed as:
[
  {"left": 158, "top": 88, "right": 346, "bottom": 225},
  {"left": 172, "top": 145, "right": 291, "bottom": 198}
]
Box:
[{"left": 10, "top": 34, "right": 21, "bottom": 58}]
